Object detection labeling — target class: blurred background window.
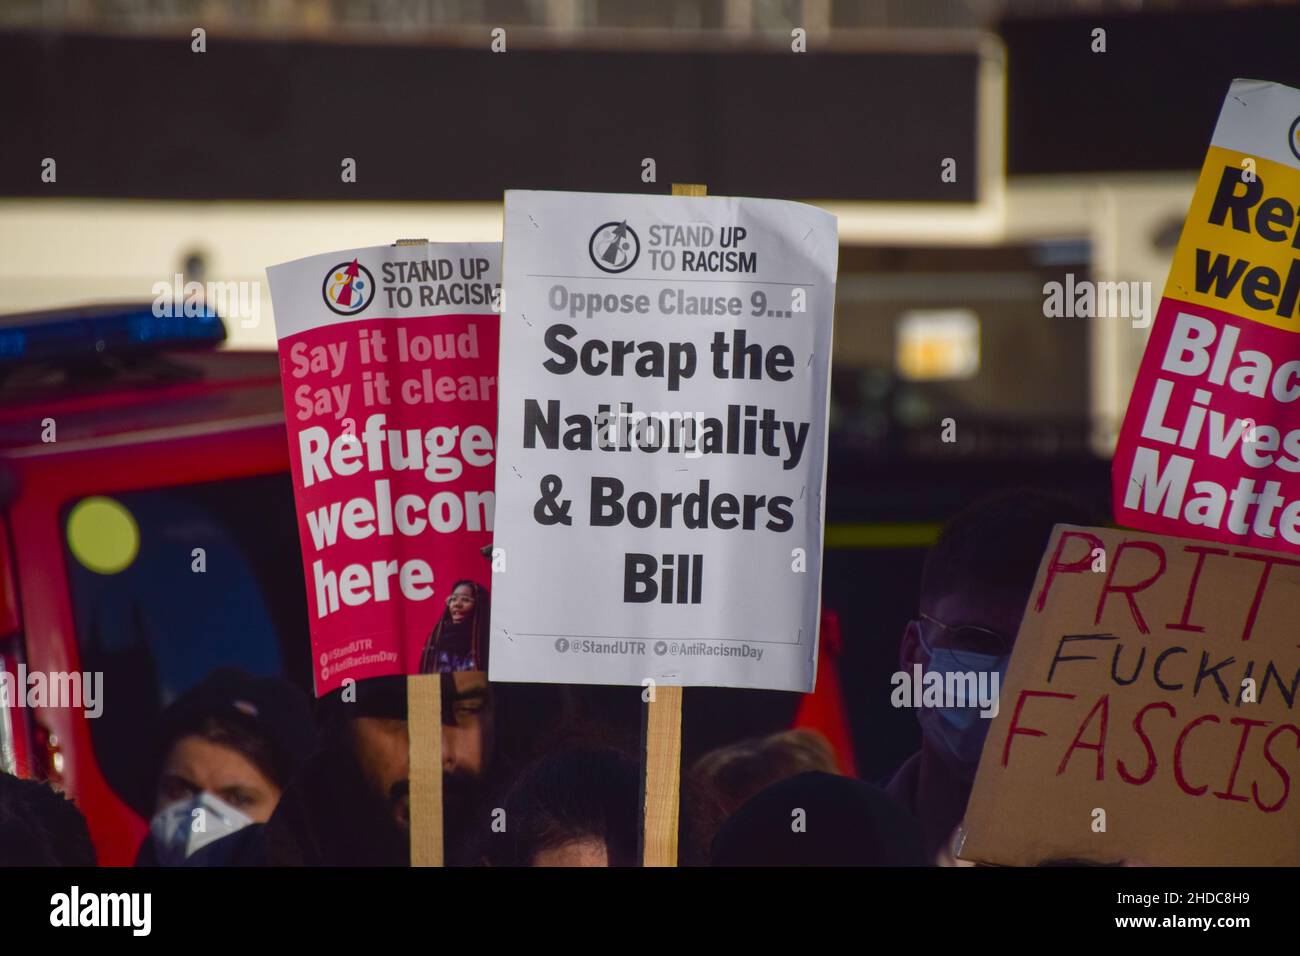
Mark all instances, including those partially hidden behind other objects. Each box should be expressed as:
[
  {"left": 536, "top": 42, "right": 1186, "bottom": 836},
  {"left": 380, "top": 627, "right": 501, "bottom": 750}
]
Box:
[{"left": 59, "top": 474, "right": 309, "bottom": 809}]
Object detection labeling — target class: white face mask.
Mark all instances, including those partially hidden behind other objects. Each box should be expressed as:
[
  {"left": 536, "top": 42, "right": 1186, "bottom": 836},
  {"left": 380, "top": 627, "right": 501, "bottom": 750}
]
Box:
[{"left": 149, "top": 792, "right": 254, "bottom": 866}]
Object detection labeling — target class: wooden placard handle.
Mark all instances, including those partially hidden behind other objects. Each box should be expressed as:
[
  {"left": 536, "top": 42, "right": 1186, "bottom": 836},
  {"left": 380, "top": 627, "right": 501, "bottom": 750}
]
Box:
[
  {"left": 408, "top": 673, "right": 444, "bottom": 867},
  {"left": 641, "top": 684, "right": 684, "bottom": 867},
  {"left": 639, "top": 182, "right": 705, "bottom": 867}
]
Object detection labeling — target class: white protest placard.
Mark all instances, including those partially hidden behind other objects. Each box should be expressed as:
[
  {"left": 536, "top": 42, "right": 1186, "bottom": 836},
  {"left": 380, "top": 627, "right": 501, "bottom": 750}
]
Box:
[{"left": 489, "top": 190, "right": 837, "bottom": 691}]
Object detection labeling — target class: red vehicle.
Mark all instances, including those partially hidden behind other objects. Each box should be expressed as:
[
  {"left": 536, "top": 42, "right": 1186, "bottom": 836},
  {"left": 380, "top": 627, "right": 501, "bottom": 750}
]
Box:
[{"left": 0, "top": 303, "right": 855, "bottom": 865}]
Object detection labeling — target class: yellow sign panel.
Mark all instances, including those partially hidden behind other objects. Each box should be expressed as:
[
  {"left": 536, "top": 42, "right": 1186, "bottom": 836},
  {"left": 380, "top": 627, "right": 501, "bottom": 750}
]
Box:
[{"left": 1166, "top": 148, "right": 1300, "bottom": 333}]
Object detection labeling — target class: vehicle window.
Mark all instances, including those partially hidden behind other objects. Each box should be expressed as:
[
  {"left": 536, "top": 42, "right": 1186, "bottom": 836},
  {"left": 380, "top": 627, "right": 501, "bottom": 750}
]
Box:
[{"left": 59, "top": 473, "right": 310, "bottom": 814}]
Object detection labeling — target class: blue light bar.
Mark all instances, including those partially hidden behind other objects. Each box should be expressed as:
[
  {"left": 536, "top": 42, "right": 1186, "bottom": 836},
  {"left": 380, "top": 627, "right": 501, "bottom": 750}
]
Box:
[{"left": 0, "top": 304, "right": 226, "bottom": 367}]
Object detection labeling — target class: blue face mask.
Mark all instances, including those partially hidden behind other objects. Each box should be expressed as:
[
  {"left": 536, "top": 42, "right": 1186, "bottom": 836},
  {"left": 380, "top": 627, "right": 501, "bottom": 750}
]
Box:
[{"left": 917, "top": 648, "right": 1009, "bottom": 778}]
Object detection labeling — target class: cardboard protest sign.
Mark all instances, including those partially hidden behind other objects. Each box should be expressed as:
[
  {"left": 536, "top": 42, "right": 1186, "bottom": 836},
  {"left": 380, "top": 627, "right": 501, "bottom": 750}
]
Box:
[
  {"left": 267, "top": 243, "right": 501, "bottom": 695},
  {"left": 1114, "top": 79, "right": 1300, "bottom": 553},
  {"left": 489, "top": 190, "right": 837, "bottom": 691},
  {"left": 961, "top": 524, "right": 1300, "bottom": 866}
]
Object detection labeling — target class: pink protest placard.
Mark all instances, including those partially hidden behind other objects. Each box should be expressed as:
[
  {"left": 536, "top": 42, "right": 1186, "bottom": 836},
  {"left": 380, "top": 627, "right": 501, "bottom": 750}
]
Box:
[
  {"left": 267, "top": 243, "right": 501, "bottom": 695},
  {"left": 1113, "top": 80, "right": 1300, "bottom": 553},
  {"left": 1115, "top": 297, "right": 1300, "bottom": 552}
]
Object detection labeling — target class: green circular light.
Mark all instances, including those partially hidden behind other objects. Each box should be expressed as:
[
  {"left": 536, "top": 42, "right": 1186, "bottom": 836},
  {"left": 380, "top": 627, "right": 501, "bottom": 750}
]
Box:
[{"left": 67, "top": 497, "right": 139, "bottom": 575}]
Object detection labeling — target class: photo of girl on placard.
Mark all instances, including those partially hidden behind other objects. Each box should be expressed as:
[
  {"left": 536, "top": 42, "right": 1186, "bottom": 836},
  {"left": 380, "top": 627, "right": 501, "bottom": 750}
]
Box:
[{"left": 419, "top": 580, "right": 490, "bottom": 673}]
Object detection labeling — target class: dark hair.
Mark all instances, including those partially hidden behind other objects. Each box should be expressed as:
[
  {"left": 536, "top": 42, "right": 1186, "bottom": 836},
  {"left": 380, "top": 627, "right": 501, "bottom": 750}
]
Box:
[
  {"left": 0, "top": 773, "right": 97, "bottom": 866},
  {"left": 144, "top": 668, "right": 316, "bottom": 818},
  {"left": 484, "top": 747, "right": 639, "bottom": 867},
  {"left": 419, "top": 579, "right": 491, "bottom": 673},
  {"left": 164, "top": 713, "right": 291, "bottom": 792},
  {"left": 710, "top": 771, "right": 927, "bottom": 867},
  {"left": 693, "top": 728, "right": 840, "bottom": 816},
  {"left": 920, "top": 489, "right": 1096, "bottom": 610}
]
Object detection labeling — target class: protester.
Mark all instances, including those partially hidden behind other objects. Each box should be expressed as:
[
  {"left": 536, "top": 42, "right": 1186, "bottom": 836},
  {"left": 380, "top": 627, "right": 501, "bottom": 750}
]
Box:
[
  {"left": 136, "top": 667, "right": 315, "bottom": 866},
  {"left": 483, "top": 746, "right": 640, "bottom": 867},
  {"left": 0, "top": 773, "right": 97, "bottom": 867},
  {"left": 693, "top": 728, "right": 840, "bottom": 816},
  {"left": 341, "top": 670, "right": 499, "bottom": 864},
  {"left": 711, "top": 771, "right": 926, "bottom": 866},
  {"left": 419, "top": 579, "right": 491, "bottom": 673},
  {"left": 188, "top": 671, "right": 531, "bottom": 865},
  {"left": 885, "top": 489, "right": 1094, "bottom": 864},
  {"left": 250, "top": 674, "right": 420, "bottom": 866}
]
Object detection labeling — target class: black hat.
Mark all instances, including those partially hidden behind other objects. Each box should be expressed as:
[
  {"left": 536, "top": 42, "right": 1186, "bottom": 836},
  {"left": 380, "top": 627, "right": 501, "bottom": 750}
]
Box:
[
  {"left": 710, "top": 771, "right": 928, "bottom": 867},
  {"left": 313, "top": 674, "right": 409, "bottom": 728},
  {"left": 156, "top": 668, "right": 317, "bottom": 789}
]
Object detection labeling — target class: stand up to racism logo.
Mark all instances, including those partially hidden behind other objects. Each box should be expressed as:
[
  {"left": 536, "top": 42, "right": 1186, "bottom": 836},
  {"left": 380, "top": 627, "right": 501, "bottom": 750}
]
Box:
[
  {"left": 589, "top": 221, "right": 640, "bottom": 273},
  {"left": 322, "top": 258, "right": 376, "bottom": 315}
]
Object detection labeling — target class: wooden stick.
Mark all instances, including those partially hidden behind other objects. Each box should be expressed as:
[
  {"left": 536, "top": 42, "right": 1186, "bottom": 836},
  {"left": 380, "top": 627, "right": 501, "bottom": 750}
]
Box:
[
  {"left": 407, "top": 673, "right": 444, "bottom": 867},
  {"left": 400, "top": 234, "right": 443, "bottom": 868},
  {"left": 641, "top": 684, "right": 684, "bottom": 867},
  {"left": 639, "top": 181, "right": 705, "bottom": 867}
]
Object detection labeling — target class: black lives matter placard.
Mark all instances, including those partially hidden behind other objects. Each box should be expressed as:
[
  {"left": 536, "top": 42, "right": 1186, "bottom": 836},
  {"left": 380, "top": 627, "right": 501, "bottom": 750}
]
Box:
[{"left": 489, "top": 191, "right": 837, "bottom": 690}]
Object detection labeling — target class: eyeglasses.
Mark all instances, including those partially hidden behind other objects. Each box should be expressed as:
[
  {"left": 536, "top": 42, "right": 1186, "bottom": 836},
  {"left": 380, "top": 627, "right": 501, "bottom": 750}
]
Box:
[{"left": 914, "top": 612, "right": 1014, "bottom": 670}]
